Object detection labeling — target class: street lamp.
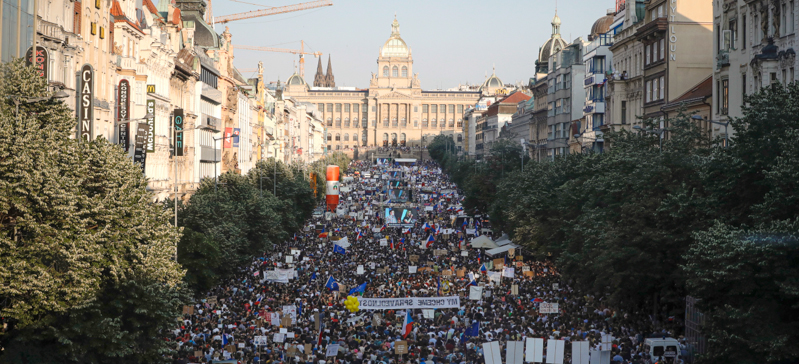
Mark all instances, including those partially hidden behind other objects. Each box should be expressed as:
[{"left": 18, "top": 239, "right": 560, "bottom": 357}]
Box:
[
  {"left": 691, "top": 115, "right": 730, "bottom": 148},
  {"left": 633, "top": 125, "right": 666, "bottom": 153}
]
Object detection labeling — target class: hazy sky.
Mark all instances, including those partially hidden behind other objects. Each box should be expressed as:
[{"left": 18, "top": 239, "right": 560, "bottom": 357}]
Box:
[{"left": 216, "top": 0, "right": 616, "bottom": 89}]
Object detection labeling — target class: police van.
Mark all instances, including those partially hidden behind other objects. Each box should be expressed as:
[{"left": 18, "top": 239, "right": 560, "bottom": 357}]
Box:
[{"left": 644, "top": 337, "right": 681, "bottom": 363}]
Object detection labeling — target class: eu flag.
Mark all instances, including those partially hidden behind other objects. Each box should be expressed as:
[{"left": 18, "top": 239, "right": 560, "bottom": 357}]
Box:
[{"left": 465, "top": 322, "right": 479, "bottom": 337}]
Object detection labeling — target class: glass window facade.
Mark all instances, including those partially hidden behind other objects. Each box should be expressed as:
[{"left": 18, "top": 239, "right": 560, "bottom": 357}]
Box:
[{"left": 1, "top": 0, "right": 35, "bottom": 62}]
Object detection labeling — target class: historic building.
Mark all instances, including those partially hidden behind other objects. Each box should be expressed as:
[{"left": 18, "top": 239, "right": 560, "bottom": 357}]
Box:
[
  {"left": 607, "top": 0, "right": 646, "bottom": 134},
  {"left": 546, "top": 37, "right": 588, "bottom": 159},
  {"left": 712, "top": 0, "right": 799, "bottom": 142},
  {"left": 284, "top": 17, "right": 503, "bottom": 150}
]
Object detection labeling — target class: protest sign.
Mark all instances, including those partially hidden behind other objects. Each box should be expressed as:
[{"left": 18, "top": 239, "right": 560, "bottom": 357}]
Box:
[
  {"left": 182, "top": 305, "right": 194, "bottom": 315},
  {"left": 408, "top": 266, "right": 417, "bottom": 274},
  {"left": 271, "top": 312, "right": 280, "bottom": 326},
  {"left": 254, "top": 336, "right": 268, "bottom": 345},
  {"left": 273, "top": 333, "right": 285, "bottom": 343},
  {"left": 325, "top": 344, "right": 340, "bottom": 357},
  {"left": 357, "top": 265, "right": 364, "bottom": 275},
  {"left": 540, "top": 302, "right": 559, "bottom": 314},
  {"left": 206, "top": 296, "right": 218, "bottom": 306},
  {"left": 511, "top": 284, "right": 519, "bottom": 295},
  {"left": 357, "top": 296, "right": 460, "bottom": 310},
  {"left": 492, "top": 258, "right": 504, "bottom": 269},
  {"left": 441, "top": 269, "right": 452, "bottom": 278},
  {"left": 456, "top": 268, "right": 465, "bottom": 277},
  {"left": 395, "top": 341, "right": 408, "bottom": 354},
  {"left": 469, "top": 286, "right": 483, "bottom": 300},
  {"left": 461, "top": 251, "right": 468, "bottom": 257}
]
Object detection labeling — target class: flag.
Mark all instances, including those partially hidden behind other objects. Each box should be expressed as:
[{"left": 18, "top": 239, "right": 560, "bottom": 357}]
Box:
[
  {"left": 325, "top": 276, "right": 339, "bottom": 291},
  {"left": 349, "top": 282, "right": 367, "bottom": 296},
  {"left": 403, "top": 227, "right": 411, "bottom": 234},
  {"left": 357, "top": 230, "right": 363, "bottom": 240},
  {"left": 437, "top": 276, "right": 442, "bottom": 296},
  {"left": 311, "top": 272, "right": 317, "bottom": 281},
  {"left": 462, "top": 219, "right": 468, "bottom": 227},
  {"left": 464, "top": 321, "right": 479, "bottom": 337},
  {"left": 255, "top": 296, "right": 262, "bottom": 305},
  {"left": 480, "top": 263, "right": 487, "bottom": 274},
  {"left": 426, "top": 235, "right": 435, "bottom": 248},
  {"left": 469, "top": 278, "right": 478, "bottom": 286},
  {"left": 318, "top": 232, "right": 329, "bottom": 238},
  {"left": 423, "top": 222, "right": 431, "bottom": 231},
  {"left": 458, "top": 236, "right": 464, "bottom": 249},
  {"left": 380, "top": 224, "right": 387, "bottom": 232},
  {"left": 294, "top": 233, "right": 297, "bottom": 241},
  {"left": 333, "top": 244, "right": 347, "bottom": 255},
  {"left": 400, "top": 237, "right": 405, "bottom": 244},
  {"left": 317, "top": 321, "right": 325, "bottom": 346},
  {"left": 334, "top": 228, "right": 341, "bottom": 233},
  {"left": 390, "top": 238, "right": 394, "bottom": 250},
  {"left": 222, "top": 333, "right": 229, "bottom": 346},
  {"left": 402, "top": 310, "right": 414, "bottom": 338}
]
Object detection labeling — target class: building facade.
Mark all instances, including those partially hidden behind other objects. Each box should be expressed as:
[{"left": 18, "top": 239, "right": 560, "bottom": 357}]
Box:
[
  {"left": 607, "top": 0, "right": 647, "bottom": 135},
  {"left": 284, "top": 17, "right": 499, "bottom": 151},
  {"left": 546, "top": 38, "right": 587, "bottom": 159}
]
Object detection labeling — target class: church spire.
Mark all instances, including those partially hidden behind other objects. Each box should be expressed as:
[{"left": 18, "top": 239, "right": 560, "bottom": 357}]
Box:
[
  {"left": 313, "top": 57, "right": 325, "bottom": 87},
  {"left": 325, "top": 55, "right": 335, "bottom": 88}
]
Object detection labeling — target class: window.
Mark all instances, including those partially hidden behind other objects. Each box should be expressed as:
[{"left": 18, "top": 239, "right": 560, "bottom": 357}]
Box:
[
  {"left": 431, "top": 105, "right": 437, "bottom": 113},
  {"left": 742, "top": 15, "right": 747, "bottom": 49},
  {"left": 383, "top": 118, "right": 389, "bottom": 127},
  {"left": 414, "top": 120, "right": 418, "bottom": 127},
  {"left": 660, "top": 76, "right": 665, "bottom": 100},
  {"left": 457, "top": 105, "right": 464, "bottom": 113},
  {"left": 344, "top": 134, "right": 349, "bottom": 141},
  {"left": 755, "top": 14, "right": 761, "bottom": 42},
  {"left": 422, "top": 104, "right": 429, "bottom": 113},
  {"left": 791, "top": 1, "right": 796, "bottom": 34},
  {"left": 401, "top": 118, "right": 406, "bottom": 127},
  {"left": 335, "top": 103, "right": 342, "bottom": 112},
  {"left": 371, "top": 105, "right": 375, "bottom": 112},
  {"left": 457, "top": 134, "right": 463, "bottom": 142},
  {"left": 646, "top": 80, "right": 652, "bottom": 102},
  {"left": 548, "top": 79, "right": 555, "bottom": 93},
  {"left": 563, "top": 98, "right": 570, "bottom": 113},
  {"left": 344, "top": 104, "right": 350, "bottom": 112},
  {"left": 592, "top": 114, "right": 604, "bottom": 129},
  {"left": 336, "top": 145, "right": 341, "bottom": 150},
  {"left": 548, "top": 125, "right": 554, "bottom": 140},
  {"left": 592, "top": 57, "right": 605, "bottom": 73},
  {"left": 371, "top": 120, "right": 376, "bottom": 127},
  {"left": 721, "top": 79, "right": 729, "bottom": 115},
  {"left": 555, "top": 99, "right": 562, "bottom": 114},
  {"left": 548, "top": 102, "right": 555, "bottom": 116},
  {"left": 335, "top": 133, "right": 340, "bottom": 141},
  {"left": 327, "top": 118, "right": 333, "bottom": 127},
  {"left": 383, "top": 66, "right": 389, "bottom": 77},
  {"left": 414, "top": 106, "right": 418, "bottom": 112},
  {"left": 402, "top": 66, "right": 408, "bottom": 77},
  {"left": 336, "top": 118, "right": 341, "bottom": 127},
  {"left": 654, "top": 78, "right": 659, "bottom": 100},
  {"left": 564, "top": 73, "right": 571, "bottom": 89},
  {"left": 449, "top": 119, "right": 454, "bottom": 127},
  {"left": 327, "top": 134, "right": 332, "bottom": 141},
  {"left": 344, "top": 118, "right": 350, "bottom": 128},
  {"left": 432, "top": 119, "right": 437, "bottom": 128},
  {"left": 318, "top": 103, "right": 324, "bottom": 111},
  {"left": 646, "top": 46, "right": 650, "bottom": 65},
  {"left": 449, "top": 105, "right": 455, "bottom": 113},
  {"left": 657, "top": 4, "right": 664, "bottom": 18},
  {"left": 327, "top": 104, "right": 333, "bottom": 112},
  {"left": 555, "top": 123, "right": 562, "bottom": 139},
  {"left": 621, "top": 101, "right": 628, "bottom": 124},
  {"left": 392, "top": 118, "right": 398, "bottom": 127},
  {"left": 742, "top": 73, "right": 747, "bottom": 101},
  {"left": 440, "top": 105, "right": 446, "bottom": 113},
  {"left": 457, "top": 120, "right": 463, "bottom": 128},
  {"left": 353, "top": 133, "right": 359, "bottom": 142},
  {"left": 353, "top": 104, "right": 359, "bottom": 113},
  {"left": 556, "top": 75, "right": 563, "bottom": 90},
  {"left": 422, "top": 119, "right": 428, "bottom": 128},
  {"left": 392, "top": 66, "right": 398, "bottom": 77},
  {"left": 659, "top": 39, "right": 665, "bottom": 60}
]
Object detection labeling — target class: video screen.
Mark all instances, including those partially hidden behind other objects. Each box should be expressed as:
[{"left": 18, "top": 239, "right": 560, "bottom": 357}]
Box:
[
  {"left": 376, "top": 158, "right": 393, "bottom": 165},
  {"left": 388, "top": 180, "right": 407, "bottom": 188},
  {"left": 384, "top": 207, "right": 418, "bottom": 227},
  {"left": 387, "top": 189, "right": 411, "bottom": 202}
]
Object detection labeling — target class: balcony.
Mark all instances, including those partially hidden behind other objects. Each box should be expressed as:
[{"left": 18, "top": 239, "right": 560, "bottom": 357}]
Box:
[
  {"left": 200, "top": 146, "right": 219, "bottom": 162},
  {"left": 584, "top": 74, "right": 605, "bottom": 86},
  {"left": 583, "top": 102, "right": 605, "bottom": 114},
  {"left": 200, "top": 113, "right": 221, "bottom": 131},
  {"left": 716, "top": 50, "right": 730, "bottom": 69}
]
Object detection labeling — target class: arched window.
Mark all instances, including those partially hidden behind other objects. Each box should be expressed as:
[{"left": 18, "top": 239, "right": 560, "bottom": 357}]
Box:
[
  {"left": 432, "top": 119, "right": 437, "bottom": 128},
  {"left": 336, "top": 145, "right": 341, "bottom": 150},
  {"left": 353, "top": 118, "right": 359, "bottom": 128},
  {"left": 383, "top": 118, "right": 389, "bottom": 127},
  {"left": 383, "top": 66, "right": 389, "bottom": 77},
  {"left": 392, "top": 66, "right": 398, "bottom": 77},
  {"left": 335, "top": 118, "right": 341, "bottom": 127},
  {"left": 401, "top": 133, "right": 406, "bottom": 141},
  {"left": 383, "top": 133, "right": 389, "bottom": 141},
  {"left": 335, "top": 133, "right": 341, "bottom": 141},
  {"left": 344, "top": 134, "right": 349, "bottom": 141},
  {"left": 327, "top": 117, "right": 333, "bottom": 127},
  {"left": 362, "top": 130, "right": 368, "bottom": 145},
  {"left": 392, "top": 117, "right": 398, "bottom": 127},
  {"left": 401, "top": 118, "right": 407, "bottom": 127},
  {"left": 449, "top": 118, "right": 454, "bottom": 127},
  {"left": 353, "top": 133, "right": 358, "bottom": 142},
  {"left": 414, "top": 120, "right": 418, "bottom": 128},
  {"left": 457, "top": 119, "right": 463, "bottom": 128},
  {"left": 327, "top": 134, "right": 332, "bottom": 141},
  {"left": 344, "top": 117, "right": 350, "bottom": 128},
  {"left": 402, "top": 66, "right": 408, "bottom": 77},
  {"left": 422, "top": 118, "right": 428, "bottom": 128},
  {"left": 457, "top": 134, "right": 463, "bottom": 142}
]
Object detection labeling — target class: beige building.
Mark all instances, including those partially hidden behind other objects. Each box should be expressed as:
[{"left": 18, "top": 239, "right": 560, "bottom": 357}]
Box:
[
  {"left": 635, "top": 0, "right": 713, "bottom": 127},
  {"left": 607, "top": 0, "right": 646, "bottom": 133},
  {"left": 284, "top": 17, "right": 503, "bottom": 151}
]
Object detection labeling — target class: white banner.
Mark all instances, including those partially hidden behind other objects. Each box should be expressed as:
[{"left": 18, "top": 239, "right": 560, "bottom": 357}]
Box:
[
  {"left": 325, "top": 343, "right": 340, "bottom": 357},
  {"left": 506, "top": 341, "right": 524, "bottom": 364},
  {"left": 502, "top": 267, "right": 515, "bottom": 278},
  {"left": 283, "top": 305, "right": 297, "bottom": 324},
  {"left": 409, "top": 266, "right": 417, "bottom": 274},
  {"left": 526, "top": 338, "right": 544, "bottom": 363},
  {"left": 540, "top": 302, "right": 559, "bottom": 314},
  {"left": 483, "top": 341, "right": 502, "bottom": 364},
  {"left": 253, "top": 335, "right": 268, "bottom": 346},
  {"left": 469, "top": 286, "right": 483, "bottom": 300},
  {"left": 546, "top": 339, "right": 565, "bottom": 364},
  {"left": 358, "top": 296, "right": 460, "bottom": 310},
  {"left": 266, "top": 270, "right": 290, "bottom": 283},
  {"left": 572, "top": 341, "right": 590, "bottom": 364}
]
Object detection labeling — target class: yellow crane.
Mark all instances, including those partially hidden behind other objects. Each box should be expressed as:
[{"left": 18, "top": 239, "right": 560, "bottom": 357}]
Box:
[
  {"left": 207, "top": 0, "right": 333, "bottom": 25},
  {"left": 233, "top": 41, "right": 322, "bottom": 79}
]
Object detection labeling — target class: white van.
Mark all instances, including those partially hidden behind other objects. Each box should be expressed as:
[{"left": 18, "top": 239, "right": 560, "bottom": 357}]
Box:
[{"left": 644, "top": 337, "right": 681, "bottom": 363}]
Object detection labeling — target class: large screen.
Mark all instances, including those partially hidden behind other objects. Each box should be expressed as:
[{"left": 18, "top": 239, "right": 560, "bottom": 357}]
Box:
[
  {"left": 376, "top": 158, "right": 393, "bottom": 166},
  {"left": 388, "top": 180, "right": 407, "bottom": 188},
  {"left": 387, "top": 189, "right": 411, "bottom": 202},
  {"left": 385, "top": 207, "right": 418, "bottom": 227}
]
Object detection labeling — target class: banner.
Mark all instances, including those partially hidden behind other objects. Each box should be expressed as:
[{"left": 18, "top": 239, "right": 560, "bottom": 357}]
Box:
[
  {"left": 233, "top": 128, "right": 240, "bottom": 147},
  {"left": 77, "top": 64, "right": 94, "bottom": 141},
  {"left": 117, "top": 79, "right": 130, "bottom": 151},
  {"left": 469, "top": 286, "right": 483, "bottom": 300},
  {"left": 357, "top": 296, "right": 460, "bottom": 310},
  {"left": 173, "top": 108, "right": 184, "bottom": 156},
  {"left": 540, "top": 302, "right": 559, "bottom": 314},
  {"left": 224, "top": 127, "right": 233, "bottom": 148},
  {"left": 133, "top": 122, "right": 148, "bottom": 172}
]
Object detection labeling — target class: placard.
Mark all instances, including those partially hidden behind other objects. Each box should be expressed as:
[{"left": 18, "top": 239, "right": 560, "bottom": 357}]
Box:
[
  {"left": 461, "top": 251, "right": 468, "bottom": 257},
  {"left": 434, "top": 249, "right": 447, "bottom": 256},
  {"left": 493, "top": 258, "right": 504, "bottom": 268},
  {"left": 408, "top": 266, "right": 417, "bottom": 274},
  {"left": 357, "top": 265, "right": 364, "bottom": 275},
  {"left": 469, "top": 286, "right": 483, "bottom": 300},
  {"left": 422, "top": 309, "right": 435, "bottom": 319},
  {"left": 273, "top": 333, "right": 285, "bottom": 343},
  {"left": 456, "top": 269, "right": 465, "bottom": 277},
  {"left": 380, "top": 239, "right": 388, "bottom": 246},
  {"left": 409, "top": 255, "right": 419, "bottom": 262},
  {"left": 441, "top": 269, "right": 452, "bottom": 278},
  {"left": 182, "top": 305, "right": 194, "bottom": 315},
  {"left": 553, "top": 283, "right": 560, "bottom": 290},
  {"left": 206, "top": 296, "right": 218, "bottom": 306},
  {"left": 325, "top": 343, "right": 340, "bottom": 357},
  {"left": 394, "top": 340, "right": 408, "bottom": 355},
  {"left": 511, "top": 284, "right": 519, "bottom": 295},
  {"left": 540, "top": 302, "right": 559, "bottom": 314},
  {"left": 285, "top": 255, "right": 294, "bottom": 264}
]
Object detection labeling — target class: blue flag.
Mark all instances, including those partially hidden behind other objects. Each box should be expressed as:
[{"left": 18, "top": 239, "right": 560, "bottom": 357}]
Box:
[
  {"left": 222, "top": 333, "right": 229, "bottom": 345},
  {"left": 349, "top": 282, "right": 367, "bottom": 296},
  {"left": 465, "top": 322, "right": 479, "bottom": 337},
  {"left": 311, "top": 272, "right": 317, "bottom": 281},
  {"left": 325, "top": 276, "right": 339, "bottom": 291},
  {"left": 333, "top": 244, "right": 347, "bottom": 255}
]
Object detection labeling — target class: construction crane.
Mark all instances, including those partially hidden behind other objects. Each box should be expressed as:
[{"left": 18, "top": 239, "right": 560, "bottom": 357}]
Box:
[
  {"left": 207, "top": 0, "right": 332, "bottom": 25},
  {"left": 233, "top": 41, "right": 321, "bottom": 79}
]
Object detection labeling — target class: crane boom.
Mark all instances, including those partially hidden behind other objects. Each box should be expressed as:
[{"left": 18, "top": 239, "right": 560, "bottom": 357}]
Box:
[
  {"left": 215, "top": 0, "right": 333, "bottom": 24},
  {"left": 233, "top": 41, "right": 322, "bottom": 78}
]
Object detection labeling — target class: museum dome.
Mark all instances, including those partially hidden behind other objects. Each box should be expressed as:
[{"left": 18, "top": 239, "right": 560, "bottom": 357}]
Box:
[
  {"left": 380, "top": 17, "right": 410, "bottom": 58},
  {"left": 286, "top": 72, "right": 307, "bottom": 86},
  {"left": 538, "top": 12, "right": 568, "bottom": 63},
  {"left": 590, "top": 11, "right": 615, "bottom": 40}
]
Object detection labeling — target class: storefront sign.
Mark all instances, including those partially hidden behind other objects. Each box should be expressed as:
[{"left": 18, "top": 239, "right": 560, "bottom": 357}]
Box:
[
  {"left": 133, "top": 122, "right": 148, "bottom": 172},
  {"left": 118, "top": 80, "right": 130, "bottom": 152},
  {"left": 77, "top": 64, "right": 94, "bottom": 141},
  {"left": 173, "top": 109, "right": 184, "bottom": 156},
  {"left": 146, "top": 100, "right": 155, "bottom": 152},
  {"left": 25, "top": 46, "right": 48, "bottom": 79}
]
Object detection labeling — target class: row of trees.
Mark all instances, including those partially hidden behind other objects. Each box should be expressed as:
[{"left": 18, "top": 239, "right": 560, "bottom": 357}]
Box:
[
  {"left": 429, "top": 85, "right": 799, "bottom": 363},
  {"left": 0, "top": 60, "right": 349, "bottom": 363},
  {"left": 177, "top": 152, "right": 349, "bottom": 293}
]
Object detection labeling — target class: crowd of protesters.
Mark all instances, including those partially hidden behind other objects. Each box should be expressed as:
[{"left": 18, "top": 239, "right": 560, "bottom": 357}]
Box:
[{"left": 170, "top": 160, "right": 686, "bottom": 364}]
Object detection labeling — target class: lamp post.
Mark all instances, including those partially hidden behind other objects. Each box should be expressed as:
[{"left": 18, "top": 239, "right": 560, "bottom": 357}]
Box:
[
  {"left": 633, "top": 125, "right": 666, "bottom": 153},
  {"left": 7, "top": 90, "right": 70, "bottom": 117},
  {"left": 691, "top": 115, "right": 730, "bottom": 148}
]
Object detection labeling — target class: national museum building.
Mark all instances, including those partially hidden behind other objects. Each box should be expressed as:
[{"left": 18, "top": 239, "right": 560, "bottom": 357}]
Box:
[{"left": 283, "top": 17, "right": 504, "bottom": 150}]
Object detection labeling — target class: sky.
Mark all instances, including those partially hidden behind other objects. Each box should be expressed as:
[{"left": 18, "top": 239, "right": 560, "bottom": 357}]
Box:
[{"left": 216, "top": 0, "right": 616, "bottom": 89}]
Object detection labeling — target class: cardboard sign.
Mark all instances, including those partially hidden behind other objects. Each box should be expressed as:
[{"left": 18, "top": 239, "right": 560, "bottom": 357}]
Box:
[
  {"left": 281, "top": 316, "right": 293, "bottom": 327},
  {"left": 395, "top": 340, "right": 409, "bottom": 355},
  {"left": 493, "top": 258, "right": 504, "bottom": 269},
  {"left": 182, "top": 305, "right": 194, "bottom": 315},
  {"left": 511, "top": 284, "right": 519, "bottom": 295},
  {"left": 409, "top": 255, "right": 419, "bottom": 262},
  {"left": 434, "top": 249, "right": 447, "bottom": 256},
  {"left": 524, "top": 271, "right": 535, "bottom": 278},
  {"left": 442, "top": 269, "right": 453, "bottom": 277},
  {"left": 206, "top": 296, "right": 218, "bottom": 306},
  {"left": 515, "top": 255, "right": 524, "bottom": 261},
  {"left": 194, "top": 351, "right": 203, "bottom": 358},
  {"left": 539, "top": 302, "right": 559, "bottom": 314},
  {"left": 457, "top": 268, "right": 465, "bottom": 277}
]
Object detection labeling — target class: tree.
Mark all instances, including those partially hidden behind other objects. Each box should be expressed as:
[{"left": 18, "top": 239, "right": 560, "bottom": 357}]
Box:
[
  {"left": 0, "top": 59, "right": 185, "bottom": 363},
  {"left": 683, "top": 221, "right": 799, "bottom": 364}
]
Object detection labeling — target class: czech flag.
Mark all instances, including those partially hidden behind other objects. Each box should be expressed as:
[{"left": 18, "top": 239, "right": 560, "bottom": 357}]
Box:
[
  {"left": 423, "top": 223, "right": 431, "bottom": 231},
  {"left": 426, "top": 235, "right": 435, "bottom": 248},
  {"left": 380, "top": 224, "right": 387, "bottom": 232},
  {"left": 403, "top": 227, "right": 412, "bottom": 234},
  {"left": 480, "top": 263, "right": 487, "bottom": 274},
  {"left": 402, "top": 310, "right": 414, "bottom": 338},
  {"left": 357, "top": 230, "right": 363, "bottom": 240},
  {"left": 390, "top": 238, "right": 394, "bottom": 250},
  {"left": 255, "top": 296, "right": 262, "bottom": 305}
]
